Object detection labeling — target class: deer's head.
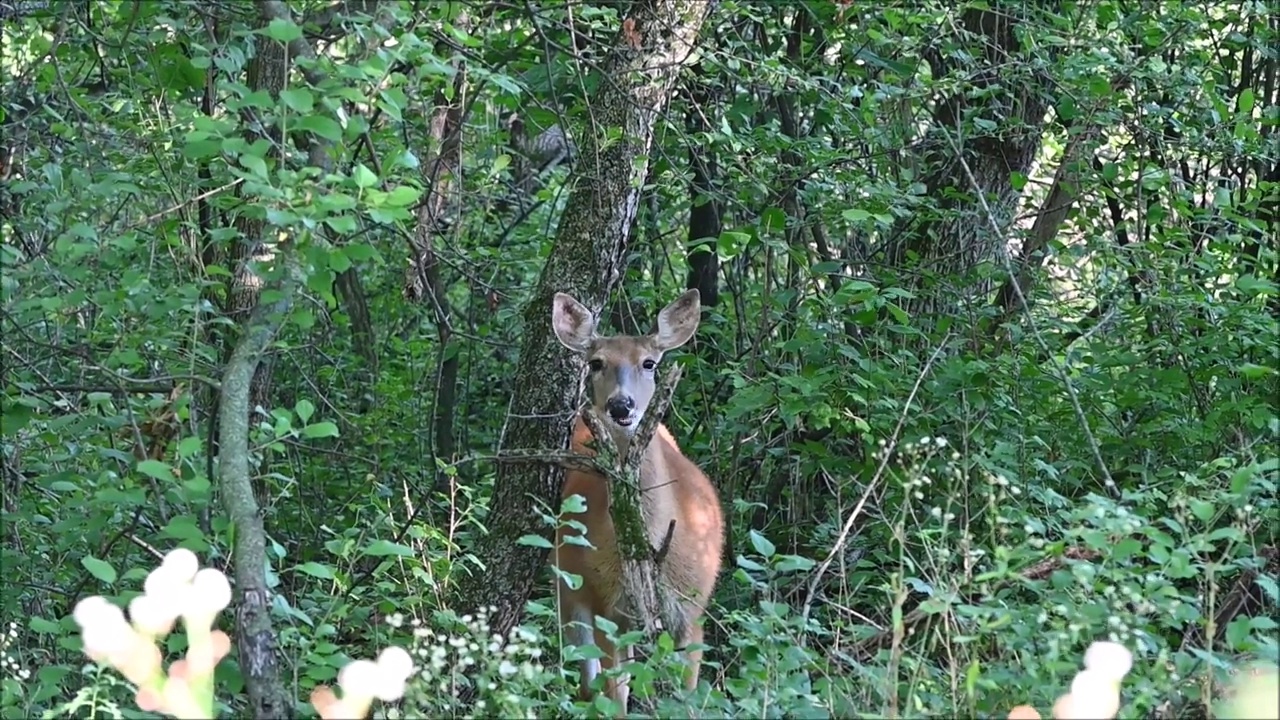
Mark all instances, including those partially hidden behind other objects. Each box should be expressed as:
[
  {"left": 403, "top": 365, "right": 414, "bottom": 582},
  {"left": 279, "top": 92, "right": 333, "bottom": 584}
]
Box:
[{"left": 552, "top": 289, "right": 701, "bottom": 436}]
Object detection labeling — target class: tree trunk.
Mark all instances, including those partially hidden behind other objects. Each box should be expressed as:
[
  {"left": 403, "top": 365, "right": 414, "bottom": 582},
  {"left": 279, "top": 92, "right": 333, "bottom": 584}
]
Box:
[
  {"left": 219, "top": 272, "right": 296, "bottom": 720},
  {"left": 402, "top": 19, "right": 471, "bottom": 475},
  {"left": 229, "top": 34, "right": 288, "bottom": 415},
  {"left": 219, "top": 3, "right": 345, "bottom": 715},
  {"left": 217, "top": 8, "right": 293, "bottom": 717},
  {"left": 885, "top": 3, "right": 1060, "bottom": 323},
  {"left": 684, "top": 64, "right": 722, "bottom": 307},
  {"left": 446, "top": 0, "right": 715, "bottom": 660}
]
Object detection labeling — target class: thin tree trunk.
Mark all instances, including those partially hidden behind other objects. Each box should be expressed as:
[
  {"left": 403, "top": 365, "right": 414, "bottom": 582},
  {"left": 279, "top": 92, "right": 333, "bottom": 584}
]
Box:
[
  {"left": 220, "top": 3, "right": 345, "bottom": 715},
  {"left": 219, "top": 273, "right": 296, "bottom": 720},
  {"left": 446, "top": 0, "right": 715, "bottom": 662},
  {"left": 229, "top": 33, "right": 288, "bottom": 416},
  {"left": 404, "top": 17, "right": 471, "bottom": 473},
  {"left": 684, "top": 64, "right": 721, "bottom": 307},
  {"left": 218, "top": 10, "right": 292, "bottom": 714}
]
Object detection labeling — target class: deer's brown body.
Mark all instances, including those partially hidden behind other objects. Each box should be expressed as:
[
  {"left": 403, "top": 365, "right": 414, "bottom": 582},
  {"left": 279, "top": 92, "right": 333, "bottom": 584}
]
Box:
[{"left": 549, "top": 289, "right": 725, "bottom": 716}]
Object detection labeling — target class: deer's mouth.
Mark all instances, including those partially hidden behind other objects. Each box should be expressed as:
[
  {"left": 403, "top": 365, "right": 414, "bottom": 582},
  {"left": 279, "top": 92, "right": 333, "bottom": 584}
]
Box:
[{"left": 612, "top": 416, "right": 635, "bottom": 428}]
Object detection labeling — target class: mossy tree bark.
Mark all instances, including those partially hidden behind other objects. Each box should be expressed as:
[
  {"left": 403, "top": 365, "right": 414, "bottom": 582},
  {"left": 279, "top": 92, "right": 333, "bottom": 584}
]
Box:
[{"left": 447, "top": 0, "right": 715, "bottom": 645}]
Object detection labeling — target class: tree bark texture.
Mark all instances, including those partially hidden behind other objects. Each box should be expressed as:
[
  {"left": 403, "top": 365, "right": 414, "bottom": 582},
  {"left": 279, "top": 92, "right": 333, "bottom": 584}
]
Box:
[
  {"left": 230, "top": 32, "right": 288, "bottom": 416},
  {"left": 219, "top": 279, "right": 295, "bottom": 720},
  {"left": 886, "top": 3, "right": 1060, "bottom": 321},
  {"left": 447, "top": 0, "right": 715, "bottom": 653}
]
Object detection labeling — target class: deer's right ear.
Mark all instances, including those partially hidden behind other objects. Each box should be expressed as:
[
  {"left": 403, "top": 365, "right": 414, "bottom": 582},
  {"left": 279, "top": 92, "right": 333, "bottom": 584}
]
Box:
[{"left": 551, "top": 292, "right": 596, "bottom": 353}]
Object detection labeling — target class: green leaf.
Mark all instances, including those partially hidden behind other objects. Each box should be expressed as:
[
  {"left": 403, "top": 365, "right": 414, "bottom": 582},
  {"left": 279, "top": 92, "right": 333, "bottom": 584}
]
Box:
[
  {"left": 81, "top": 556, "right": 118, "bottom": 585},
  {"left": 760, "top": 207, "right": 787, "bottom": 233},
  {"left": 383, "top": 185, "right": 421, "bottom": 207},
  {"left": 297, "top": 115, "right": 343, "bottom": 142},
  {"left": 560, "top": 494, "right": 588, "bottom": 514},
  {"left": 773, "top": 554, "right": 816, "bottom": 573},
  {"left": 1238, "top": 87, "right": 1255, "bottom": 115},
  {"left": 324, "top": 215, "right": 359, "bottom": 234},
  {"left": 885, "top": 302, "right": 910, "bottom": 324},
  {"left": 1, "top": 402, "right": 33, "bottom": 435},
  {"left": 279, "top": 88, "right": 315, "bottom": 113},
  {"left": 301, "top": 421, "right": 339, "bottom": 439},
  {"left": 517, "top": 534, "right": 553, "bottom": 549},
  {"left": 30, "top": 617, "right": 61, "bottom": 634},
  {"left": 1188, "top": 498, "right": 1216, "bottom": 525},
  {"left": 294, "top": 562, "right": 336, "bottom": 580},
  {"left": 362, "top": 540, "right": 415, "bottom": 557},
  {"left": 265, "top": 18, "right": 302, "bottom": 43},
  {"left": 329, "top": 248, "right": 352, "bottom": 273},
  {"left": 177, "top": 436, "right": 202, "bottom": 459},
  {"left": 295, "top": 399, "right": 315, "bottom": 424},
  {"left": 1256, "top": 575, "right": 1279, "bottom": 604},
  {"left": 842, "top": 208, "right": 871, "bottom": 223},
  {"left": 344, "top": 242, "right": 376, "bottom": 262},
  {"left": 137, "top": 459, "right": 176, "bottom": 482},
  {"left": 748, "top": 529, "right": 776, "bottom": 558},
  {"left": 717, "top": 230, "right": 751, "bottom": 259},
  {"left": 352, "top": 164, "right": 379, "bottom": 189},
  {"left": 239, "top": 154, "right": 268, "bottom": 178},
  {"left": 184, "top": 139, "right": 222, "bottom": 160},
  {"left": 491, "top": 154, "right": 511, "bottom": 174}
]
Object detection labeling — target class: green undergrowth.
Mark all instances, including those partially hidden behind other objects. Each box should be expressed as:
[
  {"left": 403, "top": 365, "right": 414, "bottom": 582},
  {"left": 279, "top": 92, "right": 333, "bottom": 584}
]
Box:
[{"left": 3, "top": 432, "right": 1275, "bottom": 719}]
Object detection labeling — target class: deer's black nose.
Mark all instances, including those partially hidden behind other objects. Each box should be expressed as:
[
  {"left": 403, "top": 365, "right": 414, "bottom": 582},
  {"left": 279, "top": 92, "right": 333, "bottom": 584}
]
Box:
[{"left": 606, "top": 396, "right": 634, "bottom": 420}]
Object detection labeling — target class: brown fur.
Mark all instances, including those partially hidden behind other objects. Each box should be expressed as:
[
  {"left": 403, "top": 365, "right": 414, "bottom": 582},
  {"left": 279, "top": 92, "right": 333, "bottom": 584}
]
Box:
[{"left": 549, "top": 290, "right": 725, "bottom": 716}]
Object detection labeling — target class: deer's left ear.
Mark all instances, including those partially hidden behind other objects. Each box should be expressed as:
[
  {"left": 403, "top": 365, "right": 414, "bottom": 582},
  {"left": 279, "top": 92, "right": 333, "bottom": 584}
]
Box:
[{"left": 653, "top": 289, "right": 701, "bottom": 352}]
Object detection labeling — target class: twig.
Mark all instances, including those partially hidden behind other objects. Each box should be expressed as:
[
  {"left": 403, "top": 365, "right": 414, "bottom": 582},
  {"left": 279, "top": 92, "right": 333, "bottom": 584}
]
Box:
[
  {"left": 800, "top": 334, "right": 950, "bottom": 631},
  {"left": 940, "top": 129, "right": 1118, "bottom": 495},
  {"left": 624, "top": 364, "right": 683, "bottom": 471},
  {"left": 125, "top": 179, "right": 244, "bottom": 232}
]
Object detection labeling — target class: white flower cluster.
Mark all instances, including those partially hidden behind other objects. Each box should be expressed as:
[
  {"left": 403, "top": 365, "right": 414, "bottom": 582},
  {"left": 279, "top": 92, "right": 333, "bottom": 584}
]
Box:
[
  {"left": 389, "top": 606, "right": 549, "bottom": 717},
  {"left": 1, "top": 621, "right": 29, "bottom": 682}
]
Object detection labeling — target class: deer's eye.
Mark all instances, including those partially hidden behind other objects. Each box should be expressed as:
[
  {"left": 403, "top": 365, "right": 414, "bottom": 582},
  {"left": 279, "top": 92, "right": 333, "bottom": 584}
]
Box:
[
  {"left": 641, "top": 359, "right": 657, "bottom": 371},
  {"left": 588, "top": 359, "right": 604, "bottom": 372}
]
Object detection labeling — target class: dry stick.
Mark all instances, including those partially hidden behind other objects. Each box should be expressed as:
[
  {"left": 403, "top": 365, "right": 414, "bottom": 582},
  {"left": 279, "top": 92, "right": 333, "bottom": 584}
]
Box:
[
  {"left": 940, "top": 130, "right": 1118, "bottom": 495},
  {"left": 799, "top": 336, "right": 950, "bottom": 633}
]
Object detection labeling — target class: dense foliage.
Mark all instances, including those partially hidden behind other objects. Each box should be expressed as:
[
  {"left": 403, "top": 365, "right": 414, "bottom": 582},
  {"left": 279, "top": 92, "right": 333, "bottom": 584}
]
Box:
[{"left": 1, "top": 1, "right": 1276, "bottom": 718}]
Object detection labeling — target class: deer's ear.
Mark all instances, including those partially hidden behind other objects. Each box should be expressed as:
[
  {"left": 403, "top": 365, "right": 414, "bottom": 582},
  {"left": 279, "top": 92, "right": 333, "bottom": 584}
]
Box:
[
  {"left": 552, "top": 292, "right": 597, "bottom": 353},
  {"left": 653, "top": 289, "right": 701, "bottom": 352}
]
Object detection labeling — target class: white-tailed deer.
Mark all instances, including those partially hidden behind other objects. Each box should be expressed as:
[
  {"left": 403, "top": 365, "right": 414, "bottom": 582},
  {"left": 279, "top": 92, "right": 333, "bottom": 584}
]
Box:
[{"left": 550, "top": 289, "right": 725, "bottom": 716}]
